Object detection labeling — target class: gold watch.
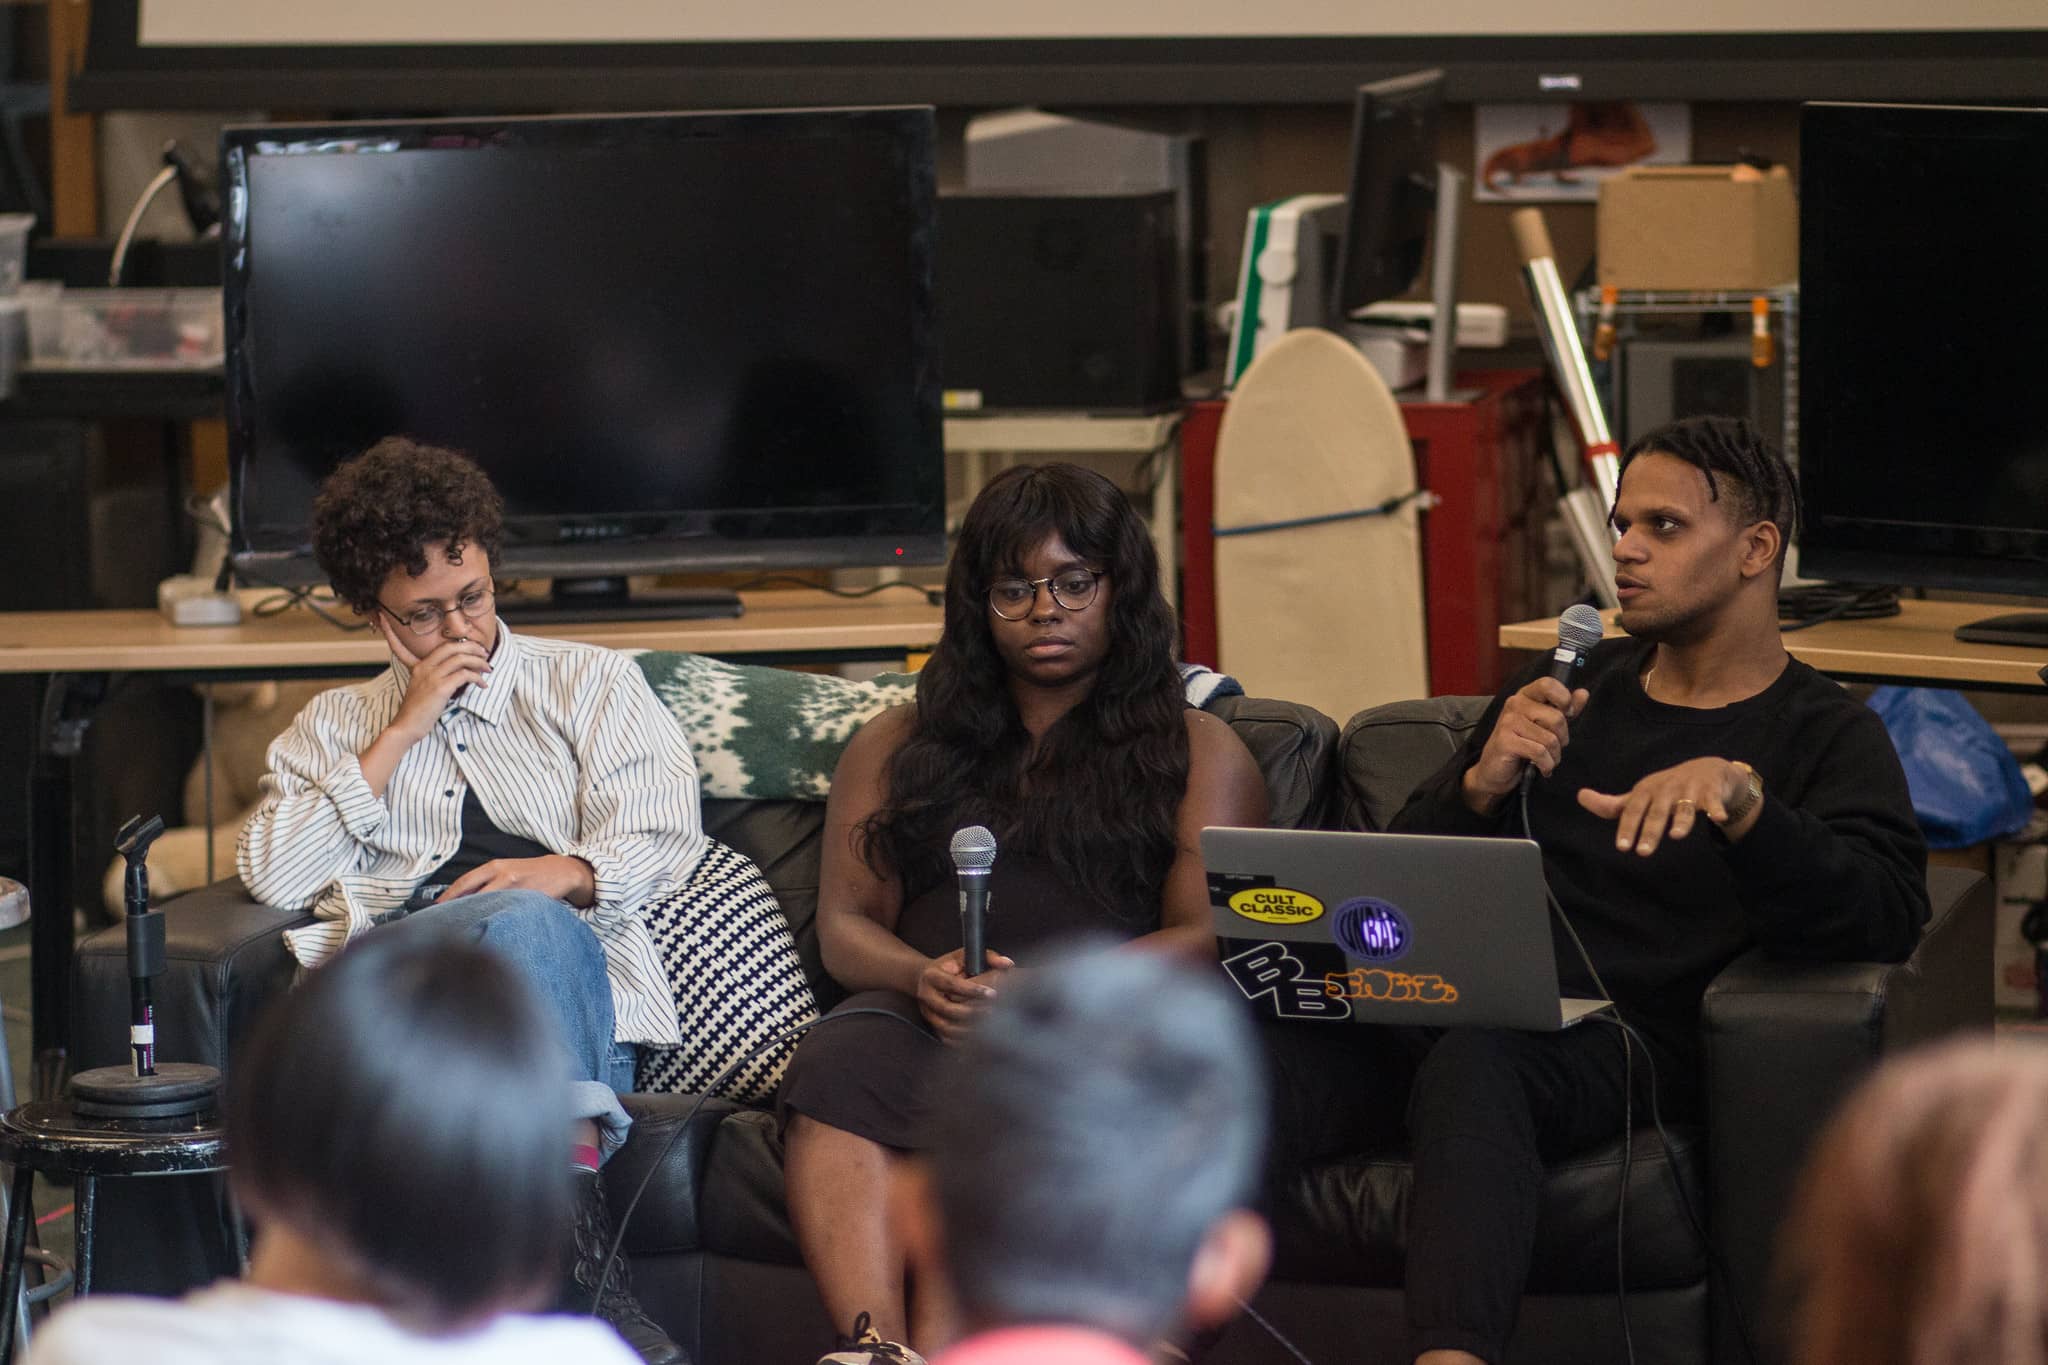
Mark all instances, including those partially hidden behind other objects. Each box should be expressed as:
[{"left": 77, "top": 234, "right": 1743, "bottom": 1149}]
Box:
[{"left": 1725, "top": 761, "right": 1764, "bottom": 823}]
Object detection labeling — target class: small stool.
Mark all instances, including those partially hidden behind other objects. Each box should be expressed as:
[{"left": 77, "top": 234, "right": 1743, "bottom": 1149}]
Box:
[{"left": 0, "top": 1102, "right": 242, "bottom": 1363}]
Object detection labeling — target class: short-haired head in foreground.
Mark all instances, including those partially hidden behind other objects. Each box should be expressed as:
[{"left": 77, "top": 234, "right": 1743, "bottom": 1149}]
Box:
[
  {"left": 1619, "top": 414, "right": 1799, "bottom": 557},
  {"left": 919, "top": 943, "right": 1270, "bottom": 1345},
  {"left": 1782, "top": 1039, "right": 2048, "bottom": 1365},
  {"left": 310, "top": 436, "right": 505, "bottom": 616},
  {"left": 227, "top": 932, "right": 573, "bottom": 1332}
]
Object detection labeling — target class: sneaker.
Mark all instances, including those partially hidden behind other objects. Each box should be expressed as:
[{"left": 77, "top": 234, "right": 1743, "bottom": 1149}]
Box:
[{"left": 818, "top": 1311, "right": 927, "bottom": 1365}]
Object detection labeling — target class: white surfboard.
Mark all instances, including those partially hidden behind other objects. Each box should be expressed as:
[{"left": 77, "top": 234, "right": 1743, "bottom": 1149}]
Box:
[{"left": 1213, "top": 328, "right": 1429, "bottom": 722}]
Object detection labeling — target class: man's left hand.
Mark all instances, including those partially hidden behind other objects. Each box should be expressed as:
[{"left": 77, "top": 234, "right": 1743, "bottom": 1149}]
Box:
[
  {"left": 435, "top": 854, "right": 598, "bottom": 907},
  {"left": 1578, "top": 757, "right": 1761, "bottom": 856}
]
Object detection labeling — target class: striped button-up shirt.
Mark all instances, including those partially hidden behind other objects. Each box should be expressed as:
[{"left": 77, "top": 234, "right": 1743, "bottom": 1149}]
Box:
[{"left": 236, "top": 622, "right": 703, "bottom": 1046}]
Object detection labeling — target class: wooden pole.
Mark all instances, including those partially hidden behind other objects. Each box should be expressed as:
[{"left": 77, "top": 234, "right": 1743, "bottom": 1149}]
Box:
[{"left": 49, "top": 0, "right": 97, "bottom": 237}]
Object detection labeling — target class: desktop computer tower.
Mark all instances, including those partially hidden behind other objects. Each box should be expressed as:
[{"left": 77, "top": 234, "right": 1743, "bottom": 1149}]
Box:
[
  {"left": 964, "top": 111, "right": 1208, "bottom": 375},
  {"left": 1616, "top": 335, "right": 1786, "bottom": 453},
  {"left": 936, "top": 191, "right": 1181, "bottom": 413}
]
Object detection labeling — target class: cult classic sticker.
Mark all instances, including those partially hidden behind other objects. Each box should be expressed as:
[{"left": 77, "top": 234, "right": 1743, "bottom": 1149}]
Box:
[
  {"left": 1227, "top": 887, "right": 1326, "bottom": 925},
  {"left": 1332, "top": 897, "right": 1412, "bottom": 963}
]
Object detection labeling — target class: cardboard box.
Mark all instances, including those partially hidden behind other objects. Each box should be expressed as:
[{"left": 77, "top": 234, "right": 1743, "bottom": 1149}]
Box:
[{"left": 1597, "top": 165, "right": 1797, "bottom": 291}]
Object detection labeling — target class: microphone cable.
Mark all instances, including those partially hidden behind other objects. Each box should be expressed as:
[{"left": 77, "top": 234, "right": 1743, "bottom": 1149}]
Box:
[
  {"left": 1228, "top": 1295, "right": 1315, "bottom": 1365},
  {"left": 1519, "top": 788, "right": 1634, "bottom": 1365},
  {"left": 1518, "top": 788, "right": 1763, "bottom": 1365}
]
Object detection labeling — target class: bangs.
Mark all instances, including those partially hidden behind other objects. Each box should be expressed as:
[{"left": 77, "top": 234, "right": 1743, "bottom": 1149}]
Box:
[{"left": 973, "top": 486, "right": 1115, "bottom": 581}]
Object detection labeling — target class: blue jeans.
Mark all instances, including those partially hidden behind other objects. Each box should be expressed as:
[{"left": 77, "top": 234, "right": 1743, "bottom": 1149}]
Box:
[{"left": 368, "top": 888, "right": 635, "bottom": 1155}]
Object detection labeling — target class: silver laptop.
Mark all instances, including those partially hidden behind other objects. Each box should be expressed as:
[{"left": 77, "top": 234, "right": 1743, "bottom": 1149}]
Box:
[{"left": 1203, "top": 826, "right": 1611, "bottom": 1031}]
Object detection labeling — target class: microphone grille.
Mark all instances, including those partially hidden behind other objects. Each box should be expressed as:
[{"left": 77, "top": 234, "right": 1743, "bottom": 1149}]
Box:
[
  {"left": 949, "top": 825, "right": 997, "bottom": 871},
  {"left": 1557, "top": 603, "right": 1607, "bottom": 654}
]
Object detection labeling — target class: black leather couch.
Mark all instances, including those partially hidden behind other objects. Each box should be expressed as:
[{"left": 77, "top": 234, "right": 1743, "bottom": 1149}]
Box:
[{"left": 73, "top": 692, "right": 1991, "bottom": 1365}]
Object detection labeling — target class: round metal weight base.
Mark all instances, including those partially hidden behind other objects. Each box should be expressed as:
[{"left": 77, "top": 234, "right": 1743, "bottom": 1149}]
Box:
[{"left": 67, "top": 1063, "right": 221, "bottom": 1120}]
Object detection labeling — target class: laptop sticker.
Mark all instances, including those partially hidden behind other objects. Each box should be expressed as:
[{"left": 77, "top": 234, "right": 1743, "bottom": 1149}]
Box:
[
  {"left": 1220, "top": 941, "right": 1354, "bottom": 1019},
  {"left": 1226, "top": 886, "right": 1326, "bottom": 925},
  {"left": 1324, "top": 968, "right": 1460, "bottom": 1005},
  {"left": 1332, "top": 897, "right": 1411, "bottom": 963}
]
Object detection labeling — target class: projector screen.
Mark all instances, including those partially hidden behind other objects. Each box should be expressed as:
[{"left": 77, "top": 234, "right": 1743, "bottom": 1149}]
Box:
[{"left": 138, "top": 0, "right": 2048, "bottom": 44}]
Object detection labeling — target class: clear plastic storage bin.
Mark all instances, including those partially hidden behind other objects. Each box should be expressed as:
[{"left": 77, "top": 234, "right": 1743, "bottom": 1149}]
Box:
[
  {"left": 27, "top": 287, "right": 223, "bottom": 370},
  {"left": 0, "top": 214, "right": 33, "bottom": 295}
]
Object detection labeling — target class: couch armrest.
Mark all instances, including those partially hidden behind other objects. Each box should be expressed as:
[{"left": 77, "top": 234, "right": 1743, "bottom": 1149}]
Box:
[
  {"left": 1699, "top": 865, "right": 1991, "bottom": 1365},
  {"left": 71, "top": 878, "right": 312, "bottom": 1076}
]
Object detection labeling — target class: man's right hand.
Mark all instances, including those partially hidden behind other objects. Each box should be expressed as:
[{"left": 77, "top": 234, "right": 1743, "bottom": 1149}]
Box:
[
  {"left": 377, "top": 616, "right": 491, "bottom": 746},
  {"left": 1461, "top": 677, "right": 1590, "bottom": 815}
]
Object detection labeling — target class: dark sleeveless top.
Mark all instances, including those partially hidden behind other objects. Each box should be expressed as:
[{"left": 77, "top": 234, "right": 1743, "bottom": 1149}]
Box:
[{"left": 890, "top": 849, "right": 1153, "bottom": 961}]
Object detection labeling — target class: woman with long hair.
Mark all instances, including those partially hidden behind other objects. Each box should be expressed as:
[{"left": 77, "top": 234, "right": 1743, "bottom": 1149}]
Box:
[
  {"left": 778, "top": 463, "right": 1269, "bottom": 1365},
  {"left": 1782, "top": 1039, "right": 2048, "bottom": 1365}
]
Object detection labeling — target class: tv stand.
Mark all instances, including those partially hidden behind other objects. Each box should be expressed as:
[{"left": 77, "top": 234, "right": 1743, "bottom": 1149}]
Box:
[
  {"left": 1952, "top": 612, "right": 2048, "bottom": 648},
  {"left": 496, "top": 576, "right": 744, "bottom": 624}
]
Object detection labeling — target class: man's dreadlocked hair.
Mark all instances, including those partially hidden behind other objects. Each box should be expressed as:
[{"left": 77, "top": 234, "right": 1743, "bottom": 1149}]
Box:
[{"left": 1620, "top": 415, "right": 1799, "bottom": 560}]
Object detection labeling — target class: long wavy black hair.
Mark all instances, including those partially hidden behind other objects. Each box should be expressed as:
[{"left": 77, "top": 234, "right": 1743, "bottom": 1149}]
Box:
[{"left": 862, "top": 463, "right": 1189, "bottom": 924}]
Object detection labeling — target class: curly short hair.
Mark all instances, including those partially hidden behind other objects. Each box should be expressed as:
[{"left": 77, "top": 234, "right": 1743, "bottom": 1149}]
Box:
[{"left": 310, "top": 437, "right": 504, "bottom": 614}]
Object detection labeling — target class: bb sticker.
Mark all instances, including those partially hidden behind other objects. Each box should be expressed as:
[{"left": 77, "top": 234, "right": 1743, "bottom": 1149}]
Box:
[
  {"left": 1332, "top": 897, "right": 1412, "bottom": 963},
  {"left": 1227, "top": 886, "right": 1325, "bottom": 925},
  {"left": 1220, "top": 941, "right": 1353, "bottom": 1020}
]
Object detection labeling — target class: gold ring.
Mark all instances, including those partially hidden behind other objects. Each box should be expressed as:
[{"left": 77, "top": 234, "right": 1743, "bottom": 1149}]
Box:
[{"left": 1674, "top": 798, "right": 1697, "bottom": 814}]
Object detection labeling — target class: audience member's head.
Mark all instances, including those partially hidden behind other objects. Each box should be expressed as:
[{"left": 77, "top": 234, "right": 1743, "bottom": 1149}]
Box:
[
  {"left": 1782, "top": 1040, "right": 2048, "bottom": 1365},
  {"left": 228, "top": 933, "right": 574, "bottom": 1332},
  {"left": 902, "top": 944, "right": 1271, "bottom": 1347},
  {"left": 1620, "top": 414, "right": 1799, "bottom": 562},
  {"left": 310, "top": 436, "right": 504, "bottom": 615}
]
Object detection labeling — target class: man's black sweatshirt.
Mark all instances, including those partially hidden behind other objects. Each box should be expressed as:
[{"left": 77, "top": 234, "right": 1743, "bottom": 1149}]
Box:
[{"left": 1391, "top": 636, "right": 1930, "bottom": 1058}]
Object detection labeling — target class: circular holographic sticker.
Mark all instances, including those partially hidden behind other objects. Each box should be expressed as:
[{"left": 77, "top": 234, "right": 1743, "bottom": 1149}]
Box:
[{"left": 1332, "top": 897, "right": 1412, "bottom": 963}]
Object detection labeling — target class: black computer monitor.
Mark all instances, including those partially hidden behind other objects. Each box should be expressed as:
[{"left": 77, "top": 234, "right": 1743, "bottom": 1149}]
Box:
[
  {"left": 1332, "top": 69, "right": 1445, "bottom": 321},
  {"left": 1798, "top": 99, "right": 2048, "bottom": 643},
  {"left": 222, "top": 106, "right": 944, "bottom": 617}
]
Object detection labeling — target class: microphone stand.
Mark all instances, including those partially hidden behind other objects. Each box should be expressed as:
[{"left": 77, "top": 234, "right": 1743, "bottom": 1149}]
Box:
[{"left": 66, "top": 815, "right": 221, "bottom": 1121}]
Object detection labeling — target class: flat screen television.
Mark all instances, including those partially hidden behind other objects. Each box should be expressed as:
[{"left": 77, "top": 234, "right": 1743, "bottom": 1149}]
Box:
[
  {"left": 222, "top": 105, "right": 944, "bottom": 618},
  {"left": 1799, "top": 99, "right": 2048, "bottom": 643},
  {"left": 1333, "top": 68, "right": 1445, "bottom": 320}
]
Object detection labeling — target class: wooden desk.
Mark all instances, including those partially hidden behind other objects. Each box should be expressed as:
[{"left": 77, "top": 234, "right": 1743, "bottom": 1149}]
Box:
[
  {"left": 0, "top": 591, "right": 945, "bottom": 675},
  {"left": 12, "top": 592, "right": 945, "bottom": 1096},
  {"left": 1501, "top": 599, "right": 2048, "bottom": 692}
]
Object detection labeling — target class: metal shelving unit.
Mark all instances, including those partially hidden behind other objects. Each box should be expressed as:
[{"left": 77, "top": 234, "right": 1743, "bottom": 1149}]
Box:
[{"left": 1573, "top": 285, "right": 1799, "bottom": 464}]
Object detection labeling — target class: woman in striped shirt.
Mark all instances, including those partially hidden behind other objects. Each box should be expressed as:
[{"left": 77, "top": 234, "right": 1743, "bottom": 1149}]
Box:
[{"left": 236, "top": 437, "right": 695, "bottom": 1365}]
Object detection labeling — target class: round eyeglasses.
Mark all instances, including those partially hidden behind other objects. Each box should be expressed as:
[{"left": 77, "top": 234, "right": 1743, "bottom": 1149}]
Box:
[
  {"left": 381, "top": 585, "right": 495, "bottom": 636},
  {"left": 987, "top": 569, "right": 1105, "bottom": 621}
]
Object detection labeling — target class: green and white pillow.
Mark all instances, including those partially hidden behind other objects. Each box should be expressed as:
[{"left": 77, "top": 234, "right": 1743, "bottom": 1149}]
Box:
[{"left": 633, "top": 651, "right": 917, "bottom": 801}]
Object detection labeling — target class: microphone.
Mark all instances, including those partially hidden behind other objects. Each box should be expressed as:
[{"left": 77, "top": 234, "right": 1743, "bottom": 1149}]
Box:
[
  {"left": 950, "top": 825, "right": 996, "bottom": 978},
  {"left": 1520, "top": 603, "right": 1606, "bottom": 796}
]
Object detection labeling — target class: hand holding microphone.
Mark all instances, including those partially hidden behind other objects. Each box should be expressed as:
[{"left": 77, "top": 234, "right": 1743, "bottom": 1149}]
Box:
[
  {"left": 915, "top": 827, "right": 1016, "bottom": 1042},
  {"left": 1461, "top": 604, "right": 1604, "bottom": 815}
]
